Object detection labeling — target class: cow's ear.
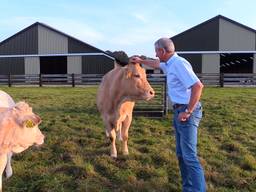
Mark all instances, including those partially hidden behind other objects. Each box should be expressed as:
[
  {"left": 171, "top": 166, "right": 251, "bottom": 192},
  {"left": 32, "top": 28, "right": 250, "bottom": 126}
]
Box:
[
  {"left": 126, "top": 69, "right": 132, "bottom": 79},
  {"left": 22, "top": 115, "right": 41, "bottom": 128}
]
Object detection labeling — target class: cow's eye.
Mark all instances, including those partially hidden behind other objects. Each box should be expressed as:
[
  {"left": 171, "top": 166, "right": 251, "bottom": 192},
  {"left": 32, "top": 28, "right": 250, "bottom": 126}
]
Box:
[{"left": 134, "top": 74, "right": 140, "bottom": 78}]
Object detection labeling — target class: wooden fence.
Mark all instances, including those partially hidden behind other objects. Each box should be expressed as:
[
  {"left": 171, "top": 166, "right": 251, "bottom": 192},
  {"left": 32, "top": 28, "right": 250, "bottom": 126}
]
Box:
[
  {"left": 0, "top": 74, "right": 167, "bottom": 118},
  {"left": 0, "top": 73, "right": 255, "bottom": 117},
  {"left": 0, "top": 73, "right": 255, "bottom": 87}
]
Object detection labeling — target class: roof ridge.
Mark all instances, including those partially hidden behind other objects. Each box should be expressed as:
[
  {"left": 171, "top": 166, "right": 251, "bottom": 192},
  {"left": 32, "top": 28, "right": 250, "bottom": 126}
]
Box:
[
  {"left": 0, "top": 22, "right": 112, "bottom": 57},
  {"left": 171, "top": 15, "right": 255, "bottom": 39}
]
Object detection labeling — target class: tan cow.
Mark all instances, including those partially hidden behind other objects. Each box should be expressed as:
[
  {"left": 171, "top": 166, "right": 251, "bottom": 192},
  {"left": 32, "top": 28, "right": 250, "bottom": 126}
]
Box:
[
  {"left": 97, "top": 62, "right": 155, "bottom": 157},
  {"left": 0, "top": 91, "right": 44, "bottom": 192}
]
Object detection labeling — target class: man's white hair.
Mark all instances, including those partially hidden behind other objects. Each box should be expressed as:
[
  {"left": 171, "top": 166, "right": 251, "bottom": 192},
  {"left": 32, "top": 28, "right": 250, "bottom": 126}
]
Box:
[{"left": 154, "top": 38, "right": 175, "bottom": 53}]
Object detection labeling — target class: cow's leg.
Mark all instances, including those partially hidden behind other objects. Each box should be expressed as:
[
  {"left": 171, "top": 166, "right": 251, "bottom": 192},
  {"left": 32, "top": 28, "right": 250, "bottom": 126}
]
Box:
[
  {"left": 121, "top": 115, "right": 132, "bottom": 155},
  {"left": 109, "top": 128, "right": 117, "bottom": 158},
  {"left": 5, "top": 152, "right": 13, "bottom": 178},
  {"left": 0, "top": 154, "right": 8, "bottom": 192}
]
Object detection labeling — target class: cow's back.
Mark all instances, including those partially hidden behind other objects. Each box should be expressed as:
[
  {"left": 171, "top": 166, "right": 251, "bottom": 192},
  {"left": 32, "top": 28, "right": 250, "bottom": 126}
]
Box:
[{"left": 0, "top": 91, "right": 15, "bottom": 108}]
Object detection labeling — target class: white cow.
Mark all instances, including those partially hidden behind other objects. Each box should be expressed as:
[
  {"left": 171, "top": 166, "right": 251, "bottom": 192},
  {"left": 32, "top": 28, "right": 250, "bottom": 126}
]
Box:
[{"left": 0, "top": 90, "right": 45, "bottom": 191}]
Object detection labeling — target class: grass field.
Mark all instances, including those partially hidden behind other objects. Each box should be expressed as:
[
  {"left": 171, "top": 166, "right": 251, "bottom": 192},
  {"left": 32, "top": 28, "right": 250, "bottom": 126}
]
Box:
[{"left": 1, "top": 86, "right": 256, "bottom": 192}]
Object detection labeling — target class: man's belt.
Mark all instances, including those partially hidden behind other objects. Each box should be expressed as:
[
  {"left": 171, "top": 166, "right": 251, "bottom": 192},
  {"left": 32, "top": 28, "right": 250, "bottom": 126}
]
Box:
[{"left": 173, "top": 103, "right": 186, "bottom": 110}]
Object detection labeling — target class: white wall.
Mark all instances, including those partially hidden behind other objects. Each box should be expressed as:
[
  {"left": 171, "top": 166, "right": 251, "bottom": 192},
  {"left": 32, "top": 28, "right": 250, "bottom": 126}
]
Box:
[
  {"left": 67, "top": 56, "right": 82, "bottom": 74},
  {"left": 38, "top": 25, "right": 68, "bottom": 54},
  {"left": 202, "top": 54, "right": 220, "bottom": 73},
  {"left": 254, "top": 54, "right": 256, "bottom": 73},
  {"left": 25, "top": 57, "right": 40, "bottom": 74},
  {"left": 219, "top": 18, "right": 256, "bottom": 51}
]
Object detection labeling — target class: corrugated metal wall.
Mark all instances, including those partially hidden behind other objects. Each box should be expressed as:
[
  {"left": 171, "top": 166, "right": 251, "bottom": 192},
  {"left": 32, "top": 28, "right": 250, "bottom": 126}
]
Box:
[
  {"left": 172, "top": 18, "right": 220, "bottom": 73},
  {"left": 219, "top": 18, "right": 255, "bottom": 51},
  {"left": 68, "top": 38, "right": 99, "bottom": 53},
  {"left": 0, "top": 25, "right": 38, "bottom": 55},
  {"left": 202, "top": 54, "right": 220, "bottom": 73},
  {"left": 69, "top": 37, "right": 114, "bottom": 74},
  {"left": 38, "top": 25, "right": 68, "bottom": 54},
  {"left": 0, "top": 23, "right": 114, "bottom": 75},
  {"left": 25, "top": 57, "right": 40, "bottom": 74},
  {"left": 67, "top": 56, "right": 82, "bottom": 74},
  {"left": 0, "top": 58, "right": 24, "bottom": 75},
  {"left": 0, "top": 25, "right": 38, "bottom": 74},
  {"left": 254, "top": 54, "right": 256, "bottom": 73},
  {"left": 82, "top": 55, "right": 114, "bottom": 74},
  {"left": 172, "top": 19, "right": 219, "bottom": 51}
]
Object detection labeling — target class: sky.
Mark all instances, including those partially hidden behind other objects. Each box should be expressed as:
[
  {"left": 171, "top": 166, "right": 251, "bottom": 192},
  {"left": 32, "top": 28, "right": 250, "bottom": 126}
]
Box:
[{"left": 0, "top": 0, "right": 255, "bottom": 58}]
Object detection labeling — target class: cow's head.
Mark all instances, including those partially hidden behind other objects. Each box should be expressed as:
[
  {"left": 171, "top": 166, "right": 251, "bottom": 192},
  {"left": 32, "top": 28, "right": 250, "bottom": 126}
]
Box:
[
  {"left": 0, "top": 102, "right": 45, "bottom": 154},
  {"left": 122, "top": 63, "right": 155, "bottom": 101},
  {"left": 12, "top": 102, "right": 44, "bottom": 147}
]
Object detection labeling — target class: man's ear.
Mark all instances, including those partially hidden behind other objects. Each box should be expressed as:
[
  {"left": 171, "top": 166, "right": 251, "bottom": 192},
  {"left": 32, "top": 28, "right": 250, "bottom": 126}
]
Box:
[{"left": 22, "top": 115, "right": 41, "bottom": 128}]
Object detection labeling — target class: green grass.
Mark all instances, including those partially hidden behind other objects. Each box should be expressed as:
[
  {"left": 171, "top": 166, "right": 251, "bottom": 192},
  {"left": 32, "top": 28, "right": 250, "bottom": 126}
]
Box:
[{"left": 1, "top": 86, "right": 256, "bottom": 192}]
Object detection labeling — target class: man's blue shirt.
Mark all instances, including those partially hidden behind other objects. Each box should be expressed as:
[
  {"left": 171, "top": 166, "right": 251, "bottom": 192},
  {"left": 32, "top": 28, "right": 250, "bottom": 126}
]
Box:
[{"left": 159, "top": 53, "right": 200, "bottom": 104}]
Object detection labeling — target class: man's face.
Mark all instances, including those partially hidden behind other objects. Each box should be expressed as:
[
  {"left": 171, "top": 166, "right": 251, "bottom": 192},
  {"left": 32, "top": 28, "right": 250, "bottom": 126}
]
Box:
[{"left": 155, "top": 47, "right": 165, "bottom": 62}]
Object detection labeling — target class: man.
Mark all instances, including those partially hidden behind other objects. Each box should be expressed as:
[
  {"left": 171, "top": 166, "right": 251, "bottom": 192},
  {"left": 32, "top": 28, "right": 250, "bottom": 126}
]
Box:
[{"left": 131, "top": 37, "right": 206, "bottom": 192}]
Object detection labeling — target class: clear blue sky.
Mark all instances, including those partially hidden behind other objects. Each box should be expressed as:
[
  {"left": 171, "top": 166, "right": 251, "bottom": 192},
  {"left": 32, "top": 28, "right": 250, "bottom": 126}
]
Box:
[{"left": 0, "top": 0, "right": 255, "bottom": 57}]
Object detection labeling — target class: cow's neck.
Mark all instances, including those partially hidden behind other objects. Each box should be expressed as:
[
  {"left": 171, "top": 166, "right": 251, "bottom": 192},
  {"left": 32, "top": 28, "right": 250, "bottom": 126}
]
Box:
[
  {"left": 115, "top": 96, "right": 134, "bottom": 120},
  {"left": 111, "top": 93, "right": 129, "bottom": 111}
]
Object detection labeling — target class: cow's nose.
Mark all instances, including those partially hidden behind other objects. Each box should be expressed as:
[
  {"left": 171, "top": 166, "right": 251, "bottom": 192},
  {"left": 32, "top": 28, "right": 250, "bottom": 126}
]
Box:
[{"left": 149, "top": 90, "right": 155, "bottom": 96}]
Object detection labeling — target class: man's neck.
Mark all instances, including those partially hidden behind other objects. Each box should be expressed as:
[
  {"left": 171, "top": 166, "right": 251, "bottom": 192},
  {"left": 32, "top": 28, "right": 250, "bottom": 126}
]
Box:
[{"left": 164, "top": 52, "right": 175, "bottom": 62}]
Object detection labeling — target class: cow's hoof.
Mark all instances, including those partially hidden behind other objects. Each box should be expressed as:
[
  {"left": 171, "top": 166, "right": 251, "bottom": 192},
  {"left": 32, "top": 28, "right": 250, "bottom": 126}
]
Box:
[{"left": 110, "top": 153, "right": 117, "bottom": 158}]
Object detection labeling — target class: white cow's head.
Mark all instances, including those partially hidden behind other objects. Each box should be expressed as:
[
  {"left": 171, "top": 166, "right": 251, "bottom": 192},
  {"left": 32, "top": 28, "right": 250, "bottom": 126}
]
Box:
[{"left": 0, "top": 102, "right": 44, "bottom": 154}]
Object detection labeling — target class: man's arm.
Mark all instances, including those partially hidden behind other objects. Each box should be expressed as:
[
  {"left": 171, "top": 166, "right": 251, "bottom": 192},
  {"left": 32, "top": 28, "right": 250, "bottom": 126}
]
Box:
[
  {"left": 130, "top": 57, "right": 160, "bottom": 69},
  {"left": 179, "top": 81, "right": 204, "bottom": 121},
  {"left": 187, "top": 81, "right": 204, "bottom": 113}
]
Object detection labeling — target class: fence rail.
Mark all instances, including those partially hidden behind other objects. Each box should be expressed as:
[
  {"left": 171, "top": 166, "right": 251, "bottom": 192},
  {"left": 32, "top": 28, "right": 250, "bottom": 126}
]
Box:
[
  {"left": 0, "top": 73, "right": 167, "bottom": 118},
  {"left": 0, "top": 73, "right": 255, "bottom": 87},
  {"left": 0, "top": 73, "right": 255, "bottom": 117}
]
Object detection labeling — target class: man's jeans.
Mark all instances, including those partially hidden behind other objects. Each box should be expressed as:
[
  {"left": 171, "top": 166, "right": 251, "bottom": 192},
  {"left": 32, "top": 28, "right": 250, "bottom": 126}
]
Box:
[{"left": 173, "top": 102, "right": 206, "bottom": 192}]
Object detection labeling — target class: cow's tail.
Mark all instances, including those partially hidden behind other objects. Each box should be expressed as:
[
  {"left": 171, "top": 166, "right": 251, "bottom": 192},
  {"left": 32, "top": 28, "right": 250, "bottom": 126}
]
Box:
[
  {"left": 105, "top": 129, "right": 110, "bottom": 137},
  {"left": 105, "top": 124, "right": 123, "bottom": 141}
]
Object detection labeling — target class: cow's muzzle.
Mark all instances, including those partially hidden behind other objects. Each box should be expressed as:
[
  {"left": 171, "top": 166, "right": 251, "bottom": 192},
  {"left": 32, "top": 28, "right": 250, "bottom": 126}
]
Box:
[{"left": 145, "top": 88, "right": 155, "bottom": 100}]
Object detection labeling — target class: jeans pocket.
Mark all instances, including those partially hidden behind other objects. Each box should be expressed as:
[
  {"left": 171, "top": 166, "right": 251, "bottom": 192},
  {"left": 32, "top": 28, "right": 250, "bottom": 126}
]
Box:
[{"left": 193, "top": 104, "right": 203, "bottom": 119}]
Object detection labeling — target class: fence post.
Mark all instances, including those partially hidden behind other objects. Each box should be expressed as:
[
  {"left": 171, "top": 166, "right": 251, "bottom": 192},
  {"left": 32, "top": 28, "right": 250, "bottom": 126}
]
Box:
[
  {"left": 72, "top": 73, "right": 75, "bottom": 87},
  {"left": 220, "top": 73, "right": 224, "bottom": 87},
  {"left": 39, "top": 73, "right": 42, "bottom": 87},
  {"left": 8, "top": 73, "right": 11, "bottom": 87},
  {"left": 163, "top": 76, "right": 168, "bottom": 116}
]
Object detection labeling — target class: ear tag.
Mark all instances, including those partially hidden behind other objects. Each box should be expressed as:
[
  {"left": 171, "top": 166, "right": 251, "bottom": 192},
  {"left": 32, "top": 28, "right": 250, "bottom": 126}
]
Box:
[
  {"left": 126, "top": 71, "right": 132, "bottom": 79},
  {"left": 24, "top": 120, "right": 35, "bottom": 128}
]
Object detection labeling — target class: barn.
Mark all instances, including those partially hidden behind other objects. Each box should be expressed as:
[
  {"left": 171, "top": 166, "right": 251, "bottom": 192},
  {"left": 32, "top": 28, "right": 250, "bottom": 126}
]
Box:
[
  {"left": 0, "top": 22, "right": 114, "bottom": 75},
  {"left": 171, "top": 15, "right": 256, "bottom": 74}
]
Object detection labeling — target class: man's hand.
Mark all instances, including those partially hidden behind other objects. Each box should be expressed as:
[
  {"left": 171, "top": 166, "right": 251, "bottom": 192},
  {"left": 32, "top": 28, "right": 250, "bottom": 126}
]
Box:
[
  {"left": 130, "top": 56, "right": 160, "bottom": 69},
  {"left": 178, "top": 112, "right": 191, "bottom": 122},
  {"left": 130, "top": 56, "right": 143, "bottom": 64}
]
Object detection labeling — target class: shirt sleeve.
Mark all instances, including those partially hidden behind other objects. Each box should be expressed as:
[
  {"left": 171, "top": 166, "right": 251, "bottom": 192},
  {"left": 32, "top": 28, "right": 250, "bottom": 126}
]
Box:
[{"left": 174, "top": 60, "right": 200, "bottom": 89}]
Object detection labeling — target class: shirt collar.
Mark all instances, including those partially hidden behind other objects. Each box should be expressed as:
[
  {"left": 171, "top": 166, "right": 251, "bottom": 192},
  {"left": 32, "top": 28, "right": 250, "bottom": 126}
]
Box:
[{"left": 165, "top": 52, "right": 177, "bottom": 66}]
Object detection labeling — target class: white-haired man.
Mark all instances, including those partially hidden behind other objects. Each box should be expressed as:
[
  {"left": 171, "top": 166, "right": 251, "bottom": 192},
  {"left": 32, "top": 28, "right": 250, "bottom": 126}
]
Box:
[{"left": 131, "top": 37, "right": 206, "bottom": 192}]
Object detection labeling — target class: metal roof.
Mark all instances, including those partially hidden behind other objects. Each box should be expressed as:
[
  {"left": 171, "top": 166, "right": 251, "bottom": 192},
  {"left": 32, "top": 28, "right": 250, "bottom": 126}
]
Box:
[
  {"left": 0, "top": 22, "right": 113, "bottom": 58},
  {"left": 171, "top": 15, "right": 256, "bottom": 39}
]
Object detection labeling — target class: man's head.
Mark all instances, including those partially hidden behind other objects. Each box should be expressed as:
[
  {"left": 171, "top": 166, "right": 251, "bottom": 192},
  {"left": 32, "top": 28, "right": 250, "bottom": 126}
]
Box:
[{"left": 154, "top": 38, "right": 175, "bottom": 62}]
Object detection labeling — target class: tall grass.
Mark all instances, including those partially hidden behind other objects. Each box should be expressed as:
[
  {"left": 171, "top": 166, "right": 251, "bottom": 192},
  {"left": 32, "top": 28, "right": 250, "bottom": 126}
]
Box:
[{"left": 1, "top": 87, "right": 255, "bottom": 192}]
